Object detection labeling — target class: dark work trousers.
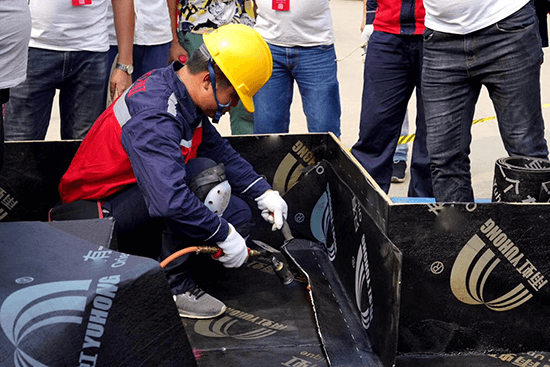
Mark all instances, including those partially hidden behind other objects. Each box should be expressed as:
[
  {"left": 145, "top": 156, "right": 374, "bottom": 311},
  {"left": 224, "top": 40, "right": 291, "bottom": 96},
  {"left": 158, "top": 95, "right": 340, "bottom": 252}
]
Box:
[
  {"left": 102, "top": 184, "right": 253, "bottom": 295},
  {"left": 351, "top": 31, "right": 433, "bottom": 197}
]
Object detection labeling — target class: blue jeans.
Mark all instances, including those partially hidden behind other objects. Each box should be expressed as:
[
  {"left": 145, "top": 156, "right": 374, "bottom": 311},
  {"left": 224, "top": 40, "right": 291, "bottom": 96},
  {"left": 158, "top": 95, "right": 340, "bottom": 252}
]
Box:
[
  {"left": 4, "top": 48, "right": 108, "bottom": 140},
  {"left": 352, "top": 32, "right": 433, "bottom": 197},
  {"left": 253, "top": 44, "right": 341, "bottom": 136},
  {"left": 422, "top": 2, "right": 548, "bottom": 202}
]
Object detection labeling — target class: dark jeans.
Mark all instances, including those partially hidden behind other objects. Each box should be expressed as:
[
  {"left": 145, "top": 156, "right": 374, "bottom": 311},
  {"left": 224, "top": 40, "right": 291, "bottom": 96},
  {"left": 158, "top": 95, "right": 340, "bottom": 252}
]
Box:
[
  {"left": 102, "top": 185, "right": 253, "bottom": 295},
  {"left": 4, "top": 48, "right": 108, "bottom": 140},
  {"left": 352, "top": 31, "right": 433, "bottom": 197},
  {"left": 0, "top": 89, "right": 8, "bottom": 176},
  {"left": 422, "top": 2, "right": 548, "bottom": 202}
]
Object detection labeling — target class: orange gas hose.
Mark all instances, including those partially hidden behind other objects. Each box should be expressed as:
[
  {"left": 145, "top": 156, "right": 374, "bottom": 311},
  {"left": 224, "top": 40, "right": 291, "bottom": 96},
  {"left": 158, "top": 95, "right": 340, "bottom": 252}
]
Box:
[
  {"left": 159, "top": 246, "right": 260, "bottom": 268},
  {"left": 160, "top": 246, "right": 200, "bottom": 268}
]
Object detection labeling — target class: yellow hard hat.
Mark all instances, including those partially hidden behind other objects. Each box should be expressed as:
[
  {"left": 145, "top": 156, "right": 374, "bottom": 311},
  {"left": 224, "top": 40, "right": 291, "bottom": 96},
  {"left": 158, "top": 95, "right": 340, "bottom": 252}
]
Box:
[{"left": 203, "top": 24, "right": 272, "bottom": 113}]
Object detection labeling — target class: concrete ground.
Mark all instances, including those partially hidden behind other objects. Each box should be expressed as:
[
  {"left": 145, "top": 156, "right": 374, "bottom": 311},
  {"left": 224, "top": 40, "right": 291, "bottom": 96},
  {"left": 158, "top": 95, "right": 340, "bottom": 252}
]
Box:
[{"left": 46, "top": 0, "right": 550, "bottom": 200}]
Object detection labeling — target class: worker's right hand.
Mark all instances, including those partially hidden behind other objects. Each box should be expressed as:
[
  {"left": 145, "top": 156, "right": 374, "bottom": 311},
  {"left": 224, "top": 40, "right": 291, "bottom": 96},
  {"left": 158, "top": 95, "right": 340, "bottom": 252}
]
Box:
[
  {"left": 110, "top": 69, "right": 132, "bottom": 102},
  {"left": 255, "top": 189, "right": 288, "bottom": 231},
  {"left": 215, "top": 223, "right": 248, "bottom": 268}
]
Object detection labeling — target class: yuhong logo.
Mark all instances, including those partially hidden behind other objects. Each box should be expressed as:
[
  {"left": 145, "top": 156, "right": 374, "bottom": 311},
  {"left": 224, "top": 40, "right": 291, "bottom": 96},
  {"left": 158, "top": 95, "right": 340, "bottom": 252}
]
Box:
[
  {"left": 290, "top": 140, "right": 317, "bottom": 166},
  {"left": 272, "top": 140, "right": 317, "bottom": 194},
  {"left": 194, "top": 307, "right": 287, "bottom": 340},
  {"left": 352, "top": 195, "right": 362, "bottom": 233},
  {"left": 355, "top": 234, "right": 374, "bottom": 329},
  {"left": 450, "top": 218, "right": 548, "bottom": 311},
  {"left": 0, "top": 186, "right": 18, "bottom": 221},
  {"left": 80, "top": 275, "right": 120, "bottom": 366},
  {"left": 0, "top": 276, "right": 121, "bottom": 367},
  {"left": 0, "top": 280, "right": 92, "bottom": 367}
]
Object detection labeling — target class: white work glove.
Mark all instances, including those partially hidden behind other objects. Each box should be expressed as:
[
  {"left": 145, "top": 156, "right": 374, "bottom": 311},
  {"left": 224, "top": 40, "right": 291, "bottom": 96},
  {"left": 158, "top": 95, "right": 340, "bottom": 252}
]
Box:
[
  {"left": 361, "top": 24, "right": 374, "bottom": 48},
  {"left": 216, "top": 223, "right": 248, "bottom": 268},
  {"left": 361, "top": 24, "right": 374, "bottom": 63},
  {"left": 255, "top": 190, "right": 288, "bottom": 231}
]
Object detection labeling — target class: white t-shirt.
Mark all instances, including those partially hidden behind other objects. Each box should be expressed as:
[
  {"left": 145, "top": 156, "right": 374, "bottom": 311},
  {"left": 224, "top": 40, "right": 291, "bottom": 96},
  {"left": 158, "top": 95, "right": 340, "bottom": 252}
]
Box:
[
  {"left": 254, "top": 0, "right": 335, "bottom": 47},
  {"left": 107, "top": 0, "right": 173, "bottom": 46},
  {"left": 29, "top": 0, "right": 109, "bottom": 52},
  {"left": 423, "top": 0, "right": 529, "bottom": 34},
  {"left": 0, "top": 0, "right": 31, "bottom": 89}
]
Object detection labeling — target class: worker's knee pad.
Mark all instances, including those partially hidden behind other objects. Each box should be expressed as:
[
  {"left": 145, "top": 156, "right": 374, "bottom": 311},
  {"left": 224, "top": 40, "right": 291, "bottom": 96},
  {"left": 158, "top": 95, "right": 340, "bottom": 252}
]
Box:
[{"left": 186, "top": 157, "right": 231, "bottom": 216}]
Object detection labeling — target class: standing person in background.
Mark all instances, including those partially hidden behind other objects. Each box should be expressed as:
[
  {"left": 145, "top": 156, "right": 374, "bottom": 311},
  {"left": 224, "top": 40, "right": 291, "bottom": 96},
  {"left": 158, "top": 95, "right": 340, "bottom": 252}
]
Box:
[
  {"left": 352, "top": 0, "right": 433, "bottom": 197},
  {"left": 252, "top": 0, "right": 341, "bottom": 137},
  {"left": 422, "top": 0, "right": 548, "bottom": 202},
  {"left": 106, "top": 0, "right": 181, "bottom": 104},
  {"left": 360, "top": 11, "right": 411, "bottom": 185},
  {"left": 174, "top": 0, "right": 256, "bottom": 135},
  {"left": 3, "top": 0, "right": 133, "bottom": 141},
  {"left": 0, "top": 0, "right": 31, "bottom": 175}
]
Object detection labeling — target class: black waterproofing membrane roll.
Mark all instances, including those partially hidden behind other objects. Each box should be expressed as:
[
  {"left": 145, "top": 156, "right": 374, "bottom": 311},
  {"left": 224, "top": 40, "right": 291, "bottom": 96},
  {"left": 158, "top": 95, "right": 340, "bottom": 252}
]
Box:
[{"left": 492, "top": 156, "right": 550, "bottom": 203}]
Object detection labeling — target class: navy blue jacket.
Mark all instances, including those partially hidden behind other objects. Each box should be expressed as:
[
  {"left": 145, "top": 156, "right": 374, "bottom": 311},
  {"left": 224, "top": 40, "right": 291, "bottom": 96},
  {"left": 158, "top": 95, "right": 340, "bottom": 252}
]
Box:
[{"left": 60, "top": 62, "right": 270, "bottom": 242}]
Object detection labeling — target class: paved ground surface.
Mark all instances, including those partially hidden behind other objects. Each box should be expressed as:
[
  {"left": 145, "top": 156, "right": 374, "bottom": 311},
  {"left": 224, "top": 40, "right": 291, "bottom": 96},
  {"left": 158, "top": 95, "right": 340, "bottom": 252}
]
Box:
[{"left": 47, "top": 0, "right": 550, "bottom": 200}]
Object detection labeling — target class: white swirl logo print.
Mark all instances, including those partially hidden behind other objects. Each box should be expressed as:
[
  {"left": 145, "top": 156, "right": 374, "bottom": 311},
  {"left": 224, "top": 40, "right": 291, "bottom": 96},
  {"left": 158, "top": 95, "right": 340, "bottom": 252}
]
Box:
[
  {"left": 355, "top": 234, "right": 373, "bottom": 330},
  {"left": 194, "top": 317, "right": 278, "bottom": 340},
  {"left": 450, "top": 235, "right": 532, "bottom": 311},
  {"left": 1, "top": 280, "right": 92, "bottom": 367},
  {"left": 310, "top": 186, "right": 337, "bottom": 261}
]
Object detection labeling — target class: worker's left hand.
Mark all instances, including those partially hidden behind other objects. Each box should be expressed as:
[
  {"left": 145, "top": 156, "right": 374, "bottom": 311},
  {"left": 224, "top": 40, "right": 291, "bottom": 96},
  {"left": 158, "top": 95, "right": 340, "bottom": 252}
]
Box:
[{"left": 255, "top": 190, "right": 288, "bottom": 231}]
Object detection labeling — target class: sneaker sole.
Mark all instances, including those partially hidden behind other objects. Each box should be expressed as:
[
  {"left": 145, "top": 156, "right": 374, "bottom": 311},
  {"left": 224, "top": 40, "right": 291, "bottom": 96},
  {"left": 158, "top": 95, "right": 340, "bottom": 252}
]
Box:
[
  {"left": 391, "top": 176, "right": 405, "bottom": 183},
  {"left": 177, "top": 304, "right": 227, "bottom": 319}
]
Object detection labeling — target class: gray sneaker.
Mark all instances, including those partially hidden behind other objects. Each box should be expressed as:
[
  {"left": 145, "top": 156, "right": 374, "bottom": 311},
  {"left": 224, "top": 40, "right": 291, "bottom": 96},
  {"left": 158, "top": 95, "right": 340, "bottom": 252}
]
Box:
[{"left": 173, "top": 287, "right": 227, "bottom": 319}]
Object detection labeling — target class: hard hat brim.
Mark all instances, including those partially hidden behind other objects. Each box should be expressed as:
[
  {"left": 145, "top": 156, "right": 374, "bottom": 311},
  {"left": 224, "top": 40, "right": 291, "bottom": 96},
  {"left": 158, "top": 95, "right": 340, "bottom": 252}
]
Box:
[{"left": 240, "top": 95, "right": 254, "bottom": 113}]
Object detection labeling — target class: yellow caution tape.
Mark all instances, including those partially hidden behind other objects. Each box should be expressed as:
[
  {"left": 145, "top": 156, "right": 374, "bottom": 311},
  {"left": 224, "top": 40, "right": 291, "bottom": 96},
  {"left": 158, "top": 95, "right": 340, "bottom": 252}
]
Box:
[
  {"left": 398, "top": 133, "right": 416, "bottom": 145},
  {"left": 472, "top": 116, "right": 496, "bottom": 125}
]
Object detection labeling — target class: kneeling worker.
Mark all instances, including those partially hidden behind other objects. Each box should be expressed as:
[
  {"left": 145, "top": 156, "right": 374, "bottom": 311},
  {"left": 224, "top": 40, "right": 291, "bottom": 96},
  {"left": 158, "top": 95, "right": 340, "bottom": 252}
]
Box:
[{"left": 57, "top": 24, "right": 287, "bottom": 319}]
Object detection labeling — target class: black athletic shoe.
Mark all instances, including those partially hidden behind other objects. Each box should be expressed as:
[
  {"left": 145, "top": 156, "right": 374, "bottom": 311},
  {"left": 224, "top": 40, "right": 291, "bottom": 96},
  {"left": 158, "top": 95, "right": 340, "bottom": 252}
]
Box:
[{"left": 391, "top": 161, "right": 407, "bottom": 183}]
